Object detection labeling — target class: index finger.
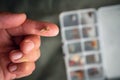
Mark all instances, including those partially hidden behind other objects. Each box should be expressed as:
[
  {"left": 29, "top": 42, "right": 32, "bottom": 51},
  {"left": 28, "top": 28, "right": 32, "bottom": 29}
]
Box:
[{"left": 7, "top": 19, "right": 59, "bottom": 37}]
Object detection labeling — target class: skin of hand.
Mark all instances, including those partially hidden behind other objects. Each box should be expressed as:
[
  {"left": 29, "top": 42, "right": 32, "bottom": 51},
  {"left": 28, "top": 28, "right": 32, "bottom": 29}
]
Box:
[{"left": 0, "top": 12, "right": 59, "bottom": 80}]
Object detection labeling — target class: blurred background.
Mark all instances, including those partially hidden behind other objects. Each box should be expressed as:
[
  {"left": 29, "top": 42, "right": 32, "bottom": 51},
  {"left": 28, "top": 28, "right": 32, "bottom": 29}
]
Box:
[{"left": 0, "top": 0, "right": 120, "bottom": 80}]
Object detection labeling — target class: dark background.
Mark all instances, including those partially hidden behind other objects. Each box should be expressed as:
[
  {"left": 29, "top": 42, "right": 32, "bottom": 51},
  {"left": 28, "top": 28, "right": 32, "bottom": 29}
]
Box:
[{"left": 0, "top": 0, "right": 120, "bottom": 80}]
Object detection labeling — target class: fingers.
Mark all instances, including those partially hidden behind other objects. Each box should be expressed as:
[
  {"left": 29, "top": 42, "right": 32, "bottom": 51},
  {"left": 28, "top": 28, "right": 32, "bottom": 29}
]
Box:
[
  {"left": 20, "top": 35, "right": 40, "bottom": 53},
  {"left": 9, "top": 35, "right": 41, "bottom": 63},
  {"left": 8, "top": 35, "right": 40, "bottom": 79},
  {"left": 8, "top": 62, "right": 35, "bottom": 79},
  {"left": 0, "top": 12, "right": 59, "bottom": 36},
  {"left": 7, "top": 19, "right": 59, "bottom": 37},
  {"left": 9, "top": 49, "right": 40, "bottom": 63},
  {"left": 0, "top": 12, "right": 26, "bottom": 29}
]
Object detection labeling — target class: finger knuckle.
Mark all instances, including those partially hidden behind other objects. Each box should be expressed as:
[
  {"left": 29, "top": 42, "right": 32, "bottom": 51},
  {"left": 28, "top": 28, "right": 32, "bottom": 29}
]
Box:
[{"left": 23, "top": 63, "right": 35, "bottom": 75}]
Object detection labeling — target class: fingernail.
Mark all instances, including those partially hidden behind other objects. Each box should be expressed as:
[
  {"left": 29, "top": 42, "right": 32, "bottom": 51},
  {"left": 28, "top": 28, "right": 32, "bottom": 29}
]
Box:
[
  {"left": 9, "top": 65, "right": 17, "bottom": 72},
  {"left": 12, "top": 52, "right": 23, "bottom": 60},
  {"left": 24, "top": 40, "right": 34, "bottom": 53}
]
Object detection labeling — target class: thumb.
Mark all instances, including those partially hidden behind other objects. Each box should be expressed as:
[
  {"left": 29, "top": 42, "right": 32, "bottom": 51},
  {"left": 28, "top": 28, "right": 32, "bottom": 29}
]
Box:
[
  {"left": 0, "top": 12, "right": 26, "bottom": 29},
  {"left": 7, "top": 20, "right": 59, "bottom": 37}
]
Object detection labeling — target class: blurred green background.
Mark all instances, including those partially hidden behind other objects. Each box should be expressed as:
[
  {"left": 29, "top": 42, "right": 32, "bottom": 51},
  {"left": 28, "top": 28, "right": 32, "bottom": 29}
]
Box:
[{"left": 0, "top": 0, "right": 120, "bottom": 80}]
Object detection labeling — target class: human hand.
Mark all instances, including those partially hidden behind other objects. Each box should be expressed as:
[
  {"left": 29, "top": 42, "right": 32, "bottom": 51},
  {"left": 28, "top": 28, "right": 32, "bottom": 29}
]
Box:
[{"left": 0, "top": 12, "right": 59, "bottom": 80}]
